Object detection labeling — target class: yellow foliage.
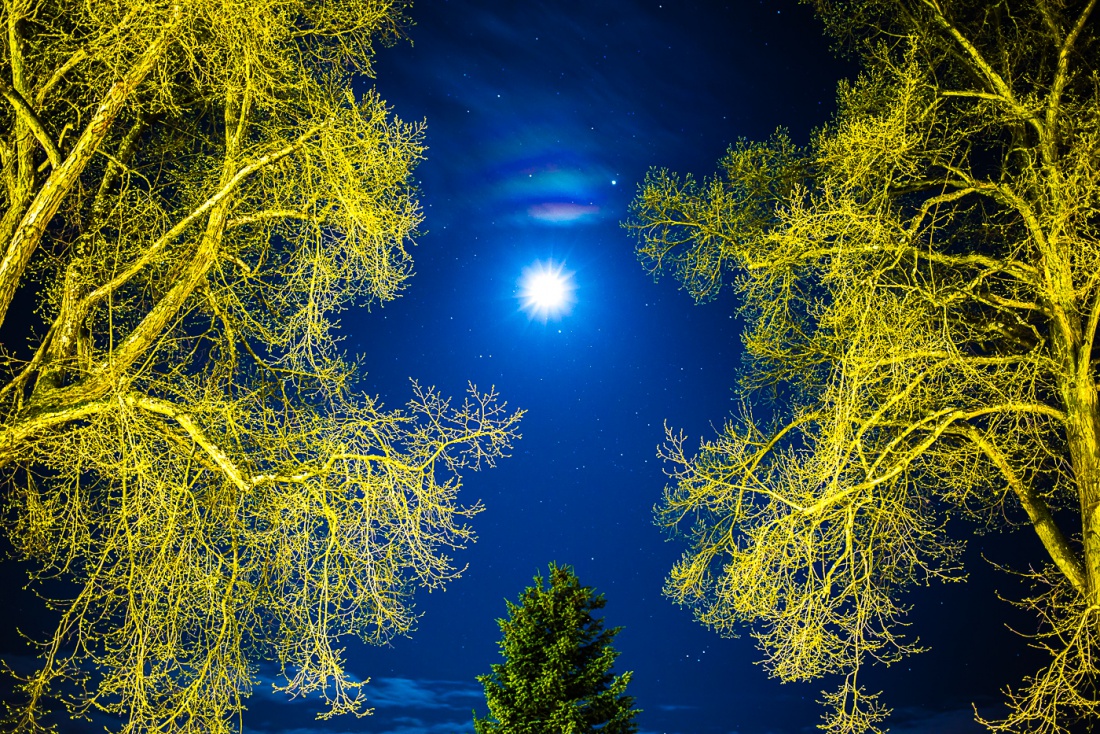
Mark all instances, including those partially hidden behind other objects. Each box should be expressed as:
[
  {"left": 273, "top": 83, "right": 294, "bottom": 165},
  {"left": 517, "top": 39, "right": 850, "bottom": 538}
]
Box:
[
  {"left": 627, "top": 1, "right": 1100, "bottom": 732},
  {"left": 0, "top": 1, "right": 522, "bottom": 732}
]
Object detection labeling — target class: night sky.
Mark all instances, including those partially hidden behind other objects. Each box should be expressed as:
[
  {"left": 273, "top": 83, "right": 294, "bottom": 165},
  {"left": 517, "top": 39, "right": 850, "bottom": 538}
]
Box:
[{"left": 0, "top": 1, "right": 1063, "bottom": 733}]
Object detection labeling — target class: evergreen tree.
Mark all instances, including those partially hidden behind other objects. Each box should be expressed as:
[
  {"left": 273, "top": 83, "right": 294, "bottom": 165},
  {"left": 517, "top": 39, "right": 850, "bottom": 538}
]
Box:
[{"left": 474, "top": 564, "right": 640, "bottom": 734}]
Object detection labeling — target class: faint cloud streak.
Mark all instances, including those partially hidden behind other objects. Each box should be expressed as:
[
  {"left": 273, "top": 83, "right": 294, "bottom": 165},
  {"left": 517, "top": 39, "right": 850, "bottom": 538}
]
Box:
[
  {"left": 527, "top": 202, "right": 600, "bottom": 224},
  {"left": 368, "top": 677, "right": 482, "bottom": 710}
]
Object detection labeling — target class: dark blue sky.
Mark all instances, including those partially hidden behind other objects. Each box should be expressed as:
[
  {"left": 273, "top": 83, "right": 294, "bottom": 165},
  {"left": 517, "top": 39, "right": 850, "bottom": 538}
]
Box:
[
  {"left": 242, "top": 1, "right": 1053, "bottom": 733},
  {"left": 0, "top": 2, "right": 1056, "bottom": 734}
]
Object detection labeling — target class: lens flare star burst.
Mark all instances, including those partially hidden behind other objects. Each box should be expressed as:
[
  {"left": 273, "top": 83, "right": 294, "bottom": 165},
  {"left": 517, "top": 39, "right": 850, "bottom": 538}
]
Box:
[{"left": 518, "top": 260, "right": 575, "bottom": 321}]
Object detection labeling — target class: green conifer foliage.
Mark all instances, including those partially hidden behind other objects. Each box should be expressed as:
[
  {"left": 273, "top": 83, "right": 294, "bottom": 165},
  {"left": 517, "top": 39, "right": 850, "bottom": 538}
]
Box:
[{"left": 474, "top": 564, "right": 640, "bottom": 734}]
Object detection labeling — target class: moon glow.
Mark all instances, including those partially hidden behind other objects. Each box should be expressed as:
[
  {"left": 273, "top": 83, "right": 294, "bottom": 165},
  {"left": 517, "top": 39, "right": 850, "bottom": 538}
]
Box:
[{"left": 519, "top": 260, "right": 575, "bottom": 320}]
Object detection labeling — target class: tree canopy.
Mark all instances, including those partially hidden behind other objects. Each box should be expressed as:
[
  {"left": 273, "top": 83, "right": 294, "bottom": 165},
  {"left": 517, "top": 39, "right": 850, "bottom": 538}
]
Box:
[
  {"left": 474, "top": 564, "right": 639, "bottom": 734},
  {"left": 626, "top": 1, "right": 1100, "bottom": 732},
  {"left": 0, "top": 1, "right": 521, "bottom": 731}
]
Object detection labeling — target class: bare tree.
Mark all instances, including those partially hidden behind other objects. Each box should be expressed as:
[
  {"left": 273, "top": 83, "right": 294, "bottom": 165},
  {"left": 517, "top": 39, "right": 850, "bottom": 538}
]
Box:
[
  {"left": 0, "top": 1, "right": 522, "bottom": 731},
  {"left": 627, "top": 1, "right": 1100, "bottom": 731}
]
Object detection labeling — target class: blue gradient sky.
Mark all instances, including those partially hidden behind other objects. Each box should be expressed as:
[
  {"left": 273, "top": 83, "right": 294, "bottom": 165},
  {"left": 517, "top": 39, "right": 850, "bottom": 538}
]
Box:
[
  {"left": 277, "top": 2, "right": 1047, "bottom": 733},
  {"left": 0, "top": 2, "right": 1055, "bottom": 734}
]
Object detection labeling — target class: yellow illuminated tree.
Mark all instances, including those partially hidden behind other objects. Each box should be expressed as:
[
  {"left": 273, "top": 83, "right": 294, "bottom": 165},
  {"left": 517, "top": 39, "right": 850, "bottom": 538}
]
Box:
[
  {"left": 0, "top": 1, "right": 522, "bottom": 732},
  {"left": 626, "top": 1, "right": 1100, "bottom": 732}
]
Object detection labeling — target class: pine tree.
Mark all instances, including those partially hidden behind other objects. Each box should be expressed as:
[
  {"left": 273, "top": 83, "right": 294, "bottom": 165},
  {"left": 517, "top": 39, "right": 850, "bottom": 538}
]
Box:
[{"left": 474, "top": 564, "right": 640, "bottom": 734}]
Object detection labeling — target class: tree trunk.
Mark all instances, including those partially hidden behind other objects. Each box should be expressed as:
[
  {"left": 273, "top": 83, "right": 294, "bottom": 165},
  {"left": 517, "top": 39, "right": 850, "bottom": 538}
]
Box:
[{"left": 1067, "top": 377, "right": 1100, "bottom": 604}]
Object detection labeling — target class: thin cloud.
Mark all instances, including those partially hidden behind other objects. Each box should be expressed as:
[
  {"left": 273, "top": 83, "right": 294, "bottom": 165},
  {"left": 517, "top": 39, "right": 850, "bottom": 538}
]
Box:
[
  {"left": 368, "top": 677, "right": 483, "bottom": 710},
  {"left": 889, "top": 706, "right": 983, "bottom": 733},
  {"left": 527, "top": 202, "right": 601, "bottom": 224},
  {"left": 374, "top": 716, "right": 476, "bottom": 734},
  {"left": 249, "top": 717, "right": 475, "bottom": 734}
]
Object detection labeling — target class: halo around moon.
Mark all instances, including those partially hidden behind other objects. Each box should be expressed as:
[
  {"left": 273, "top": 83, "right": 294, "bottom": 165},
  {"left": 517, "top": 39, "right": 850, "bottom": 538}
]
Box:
[{"left": 518, "top": 260, "right": 575, "bottom": 321}]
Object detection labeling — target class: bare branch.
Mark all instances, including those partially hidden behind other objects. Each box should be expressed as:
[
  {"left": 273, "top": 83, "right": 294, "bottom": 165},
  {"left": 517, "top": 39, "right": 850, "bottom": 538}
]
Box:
[
  {"left": 0, "top": 78, "right": 62, "bottom": 168},
  {"left": 0, "top": 6, "right": 182, "bottom": 330},
  {"left": 81, "top": 122, "right": 326, "bottom": 313},
  {"left": 961, "top": 425, "right": 1087, "bottom": 594}
]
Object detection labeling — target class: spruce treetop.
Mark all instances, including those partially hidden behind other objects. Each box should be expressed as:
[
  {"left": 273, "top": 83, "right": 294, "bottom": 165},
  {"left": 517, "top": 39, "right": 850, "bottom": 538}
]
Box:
[{"left": 474, "top": 563, "right": 640, "bottom": 734}]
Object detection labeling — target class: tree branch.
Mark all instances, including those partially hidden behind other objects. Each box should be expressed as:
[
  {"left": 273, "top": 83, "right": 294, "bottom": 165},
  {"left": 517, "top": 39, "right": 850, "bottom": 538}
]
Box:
[
  {"left": 0, "top": 78, "right": 62, "bottom": 168},
  {"left": 1045, "top": 0, "right": 1099, "bottom": 154},
  {"left": 0, "top": 6, "right": 182, "bottom": 331},
  {"left": 1084, "top": 283, "right": 1100, "bottom": 375},
  {"left": 226, "top": 209, "right": 313, "bottom": 229},
  {"left": 126, "top": 394, "right": 248, "bottom": 493},
  {"left": 33, "top": 47, "right": 89, "bottom": 108},
  {"left": 0, "top": 398, "right": 111, "bottom": 469},
  {"left": 919, "top": 0, "right": 1044, "bottom": 136},
  {"left": 960, "top": 424, "right": 1087, "bottom": 595},
  {"left": 793, "top": 403, "right": 1067, "bottom": 517},
  {"left": 80, "top": 122, "right": 325, "bottom": 315}
]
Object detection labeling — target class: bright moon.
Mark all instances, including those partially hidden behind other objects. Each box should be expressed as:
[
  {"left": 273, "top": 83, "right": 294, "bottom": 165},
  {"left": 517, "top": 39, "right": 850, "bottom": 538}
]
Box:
[{"left": 518, "top": 260, "right": 575, "bottom": 320}]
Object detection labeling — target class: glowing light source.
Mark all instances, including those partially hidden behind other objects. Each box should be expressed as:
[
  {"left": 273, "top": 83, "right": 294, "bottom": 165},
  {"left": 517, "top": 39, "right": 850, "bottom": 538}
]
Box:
[
  {"left": 529, "top": 272, "right": 566, "bottom": 307},
  {"left": 518, "top": 260, "right": 575, "bottom": 321}
]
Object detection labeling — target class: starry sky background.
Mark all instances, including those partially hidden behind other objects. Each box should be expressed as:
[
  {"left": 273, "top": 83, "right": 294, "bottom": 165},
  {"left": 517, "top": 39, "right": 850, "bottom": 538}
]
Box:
[{"left": 0, "top": 1, "right": 1064, "bottom": 733}]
